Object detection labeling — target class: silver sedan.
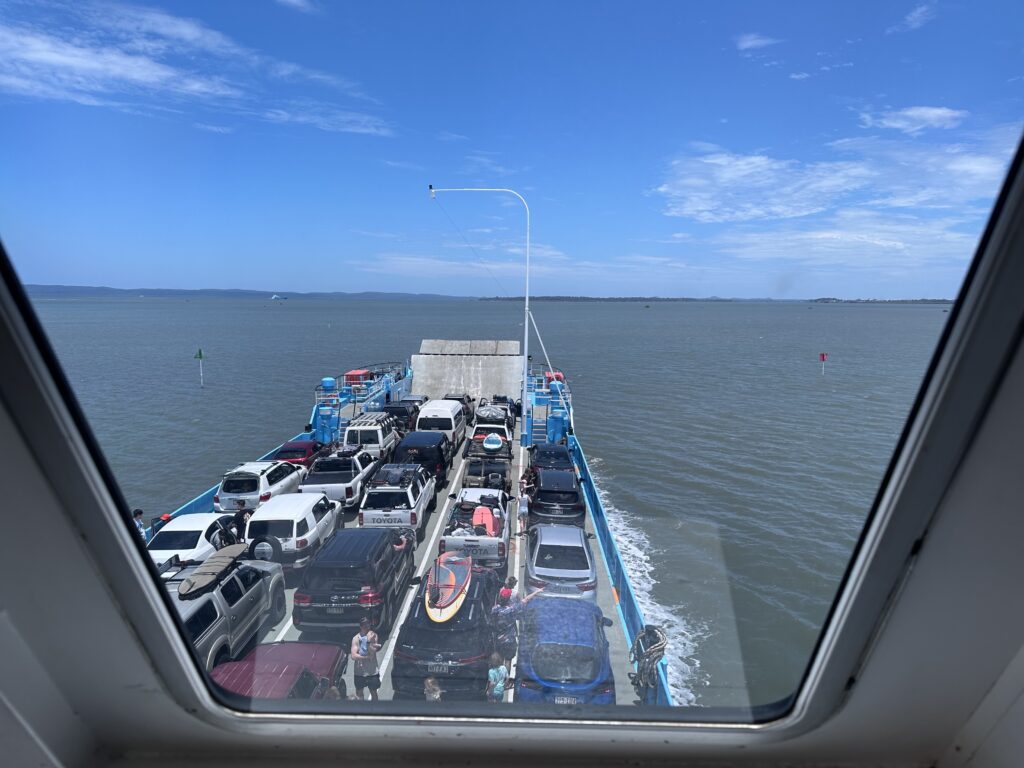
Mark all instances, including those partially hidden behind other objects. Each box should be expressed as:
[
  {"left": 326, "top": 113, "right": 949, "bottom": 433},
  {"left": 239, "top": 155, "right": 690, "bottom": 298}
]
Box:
[{"left": 524, "top": 524, "right": 598, "bottom": 603}]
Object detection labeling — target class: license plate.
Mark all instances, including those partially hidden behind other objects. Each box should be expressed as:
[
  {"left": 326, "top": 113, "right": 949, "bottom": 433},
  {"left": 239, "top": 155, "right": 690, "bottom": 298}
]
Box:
[
  {"left": 554, "top": 695, "right": 578, "bottom": 705},
  {"left": 326, "top": 607, "right": 347, "bottom": 615},
  {"left": 427, "top": 663, "right": 449, "bottom": 674}
]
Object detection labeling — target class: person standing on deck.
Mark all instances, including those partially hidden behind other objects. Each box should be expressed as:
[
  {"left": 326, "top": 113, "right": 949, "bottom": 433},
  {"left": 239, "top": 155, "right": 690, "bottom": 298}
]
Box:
[
  {"left": 517, "top": 491, "right": 530, "bottom": 537},
  {"left": 232, "top": 499, "right": 252, "bottom": 542},
  {"left": 351, "top": 617, "right": 382, "bottom": 702},
  {"left": 491, "top": 586, "right": 544, "bottom": 668},
  {"left": 132, "top": 509, "right": 146, "bottom": 540}
]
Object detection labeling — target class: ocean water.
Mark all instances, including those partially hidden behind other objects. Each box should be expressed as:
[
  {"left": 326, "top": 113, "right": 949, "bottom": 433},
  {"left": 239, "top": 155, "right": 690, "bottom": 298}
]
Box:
[{"left": 30, "top": 295, "right": 947, "bottom": 708}]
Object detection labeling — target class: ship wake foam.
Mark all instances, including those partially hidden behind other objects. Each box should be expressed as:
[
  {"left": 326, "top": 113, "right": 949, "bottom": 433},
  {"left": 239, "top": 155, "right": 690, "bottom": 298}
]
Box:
[{"left": 588, "top": 458, "right": 704, "bottom": 706}]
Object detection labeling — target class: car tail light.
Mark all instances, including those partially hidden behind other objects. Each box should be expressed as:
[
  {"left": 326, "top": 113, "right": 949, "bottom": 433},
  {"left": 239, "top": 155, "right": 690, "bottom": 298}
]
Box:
[
  {"left": 357, "top": 588, "right": 382, "bottom": 607},
  {"left": 597, "top": 684, "right": 615, "bottom": 694},
  {"left": 455, "top": 653, "right": 489, "bottom": 666},
  {"left": 498, "top": 542, "right": 505, "bottom": 558},
  {"left": 393, "top": 648, "right": 415, "bottom": 661},
  {"left": 259, "top": 492, "right": 271, "bottom": 502},
  {"left": 410, "top": 512, "right": 417, "bottom": 526},
  {"left": 294, "top": 592, "right": 312, "bottom": 606},
  {"left": 346, "top": 487, "right": 353, "bottom": 499},
  {"left": 576, "top": 579, "right": 597, "bottom": 592},
  {"left": 296, "top": 538, "right": 308, "bottom": 549},
  {"left": 358, "top": 513, "right": 363, "bottom": 526},
  {"left": 436, "top": 463, "right": 443, "bottom": 475},
  {"left": 518, "top": 678, "right": 543, "bottom": 690},
  {"left": 528, "top": 576, "right": 546, "bottom": 589},
  {"left": 213, "top": 494, "right": 220, "bottom": 505},
  {"left": 438, "top": 540, "right": 446, "bottom": 553}
]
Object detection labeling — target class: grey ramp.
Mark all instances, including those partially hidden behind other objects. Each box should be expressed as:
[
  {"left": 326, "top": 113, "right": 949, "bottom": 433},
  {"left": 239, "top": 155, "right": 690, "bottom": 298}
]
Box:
[
  {"left": 411, "top": 353, "right": 524, "bottom": 400},
  {"left": 419, "top": 339, "right": 521, "bottom": 356}
]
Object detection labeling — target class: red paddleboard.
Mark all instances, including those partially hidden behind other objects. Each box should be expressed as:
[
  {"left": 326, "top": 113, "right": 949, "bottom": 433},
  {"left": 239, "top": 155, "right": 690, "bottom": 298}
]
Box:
[{"left": 425, "top": 553, "right": 473, "bottom": 623}]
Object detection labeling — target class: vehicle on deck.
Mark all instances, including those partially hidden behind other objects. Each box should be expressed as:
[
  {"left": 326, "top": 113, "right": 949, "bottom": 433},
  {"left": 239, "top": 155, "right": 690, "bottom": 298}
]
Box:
[
  {"left": 341, "top": 412, "right": 400, "bottom": 461},
  {"left": 299, "top": 446, "right": 378, "bottom": 507},
  {"left": 270, "top": 439, "right": 330, "bottom": 469},
  {"left": 377, "top": 402, "right": 420, "bottom": 433},
  {"left": 463, "top": 432, "right": 513, "bottom": 492},
  {"left": 530, "top": 468, "right": 586, "bottom": 527},
  {"left": 528, "top": 443, "right": 574, "bottom": 473},
  {"left": 525, "top": 524, "right": 598, "bottom": 603},
  {"left": 442, "top": 392, "right": 476, "bottom": 424},
  {"left": 292, "top": 527, "right": 415, "bottom": 636},
  {"left": 475, "top": 403, "right": 514, "bottom": 431},
  {"left": 393, "top": 431, "right": 453, "bottom": 487},
  {"left": 515, "top": 596, "right": 616, "bottom": 705},
  {"left": 358, "top": 463, "right": 437, "bottom": 542},
  {"left": 439, "top": 488, "right": 512, "bottom": 571},
  {"left": 390, "top": 568, "right": 501, "bottom": 701},
  {"left": 211, "top": 641, "right": 349, "bottom": 700},
  {"left": 244, "top": 493, "right": 340, "bottom": 572},
  {"left": 466, "top": 422, "right": 514, "bottom": 449},
  {"left": 161, "top": 543, "right": 287, "bottom": 670},
  {"left": 146, "top": 512, "right": 237, "bottom": 567},
  {"left": 213, "top": 460, "right": 307, "bottom": 512},
  {"left": 400, "top": 393, "right": 430, "bottom": 407},
  {"left": 416, "top": 399, "right": 467, "bottom": 450}
]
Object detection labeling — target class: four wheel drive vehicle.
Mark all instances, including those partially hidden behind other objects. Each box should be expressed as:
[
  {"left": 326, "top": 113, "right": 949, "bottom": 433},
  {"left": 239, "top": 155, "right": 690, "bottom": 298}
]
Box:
[
  {"left": 390, "top": 568, "right": 501, "bottom": 700},
  {"left": 270, "top": 439, "right": 330, "bottom": 469},
  {"left": 342, "top": 412, "right": 400, "bottom": 461},
  {"left": 400, "top": 393, "right": 430, "bottom": 407},
  {"left": 161, "top": 543, "right": 287, "bottom": 671},
  {"left": 530, "top": 468, "right": 587, "bottom": 527},
  {"left": 292, "top": 527, "right": 415, "bottom": 635},
  {"left": 475, "top": 404, "right": 514, "bottom": 431},
  {"left": 358, "top": 464, "right": 437, "bottom": 542},
  {"left": 245, "top": 493, "right": 340, "bottom": 572},
  {"left": 377, "top": 402, "right": 420, "bottom": 433},
  {"left": 515, "top": 596, "right": 616, "bottom": 705},
  {"left": 468, "top": 422, "right": 513, "bottom": 445},
  {"left": 525, "top": 524, "right": 598, "bottom": 603},
  {"left": 462, "top": 432, "right": 513, "bottom": 492},
  {"left": 442, "top": 393, "right": 476, "bottom": 424},
  {"left": 393, "top": 431, "right": 453, "bottom": 487},
  {"left": 299, "top": 447, "right": 378, "bottom": 508},
  {"left": 214, "top": 460, "right": 307, "bottom": 512},
  {"left": 529, "top": 443, "right": 574, "bottom": 473},
  {"left": 439, "top": 488, "right": 511, "bottom": 571},
  {"left": 146, "top": 512, "right": 237, "bottom": 567},
  {"left": 211, "top": 641, "right": 349, "bottom": 700}
]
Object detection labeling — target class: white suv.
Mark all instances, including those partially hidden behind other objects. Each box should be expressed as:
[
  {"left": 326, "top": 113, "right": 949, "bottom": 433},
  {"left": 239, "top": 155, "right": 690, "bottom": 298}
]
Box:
[
  {"left": 244, "top": 493, "right": 340, "bottom": 571},
  {"left": 358, "top": 463, "right": 436, "bottom": 543},
  {"left": 214, "top": 460, "right": 306, "bottom": 512}
]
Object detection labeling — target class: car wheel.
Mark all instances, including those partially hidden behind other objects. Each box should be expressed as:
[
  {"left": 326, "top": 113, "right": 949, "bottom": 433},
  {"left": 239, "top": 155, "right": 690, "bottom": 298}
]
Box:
[
  {"left": 428, "top": 494, "right": 437, "bottom": 511},
  {"left": 416, "top": 525, "right": 425, "bottom": 544},
  {"left": 270, "top": 584, "right": 287, "bottom": 625}
]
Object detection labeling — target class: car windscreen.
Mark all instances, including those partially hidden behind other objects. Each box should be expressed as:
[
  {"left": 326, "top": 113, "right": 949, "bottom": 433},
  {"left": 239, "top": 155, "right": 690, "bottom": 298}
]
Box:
[
  {"left": 222, "top": 474, "right": 258, "bottom": 493},
  {"left": 399, "top": 623, "right": 490, "bottom": 654},
  {"left": 394, "top": 447, "right": 433, "bottom": 464},
  {"left": 537, "top": 489, "right": 580, "bottom": 505},
  {"left": 536, "top": 543, "right": 590, "bottom": 571},
  {"left": 531, "top": 643, "right": 599, "bottom": 684},
  {"left": 148, "top": 530, "right": 202, "bottom": 550},
  {"left": 418, "top": 417, "right": 453, "bottom": 430},
  {"left": 248, "top": 520, "right": 294, "bottom": 539},
  {"left": 363, "top": 490, "right": 410, "bottom": 509},
  {"left": 303, "top": 565, "right": 372, "bottom": 591}
]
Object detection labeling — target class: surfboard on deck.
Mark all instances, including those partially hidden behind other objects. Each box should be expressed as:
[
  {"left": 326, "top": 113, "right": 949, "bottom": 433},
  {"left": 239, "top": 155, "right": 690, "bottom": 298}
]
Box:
[{"left": 425, "top": 552, "right": 473, "bottom": 623}]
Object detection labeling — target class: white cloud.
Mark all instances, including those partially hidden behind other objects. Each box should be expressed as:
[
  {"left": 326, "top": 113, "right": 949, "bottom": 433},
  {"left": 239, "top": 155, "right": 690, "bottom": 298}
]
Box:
[
  {"left": 262, "top": 104, "right": 393, "bottom": 136},
  {"left": 383, "top": 159, "right": 425, "bottom": 171},
  {"left": 735, "top": 33, "right": 782, "bottom": 51},
  {"left": 656, "top": 151, "right": 873, "bottom": 223},
  {"left": 194, "top": 122, "right": 233, "bottom": 133},
  {"left": 463, "top": 151, "right": 518, "bottom": 177},
  {"left": 275, "top": 0, "right": 318, "bottom": 13},
  {"left": 860, "top": 106, "right": 968, "bottom": 135},
  {"left": 887, "top": 4, "right": 936, "bottom": 34},
  {"left": 437, "top": 130, "right": 469, "bottom": 142},
  {"left": 789, "top": 72, "right": 810, "bottom": 80}
]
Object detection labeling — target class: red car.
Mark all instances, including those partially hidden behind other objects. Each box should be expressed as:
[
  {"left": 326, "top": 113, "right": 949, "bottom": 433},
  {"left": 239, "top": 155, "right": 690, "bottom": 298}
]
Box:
[
  {"left": 211, "top": 641, "right": 349, "bottom": 699},
  {"left": 271, "top": 440, "right": 329, "bottom": 468}
]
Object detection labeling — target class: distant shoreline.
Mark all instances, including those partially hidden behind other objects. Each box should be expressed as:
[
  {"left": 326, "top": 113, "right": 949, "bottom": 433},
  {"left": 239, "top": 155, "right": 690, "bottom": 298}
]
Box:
[{"left": 23, "top": 284, "right": 954, "bottom": 304}]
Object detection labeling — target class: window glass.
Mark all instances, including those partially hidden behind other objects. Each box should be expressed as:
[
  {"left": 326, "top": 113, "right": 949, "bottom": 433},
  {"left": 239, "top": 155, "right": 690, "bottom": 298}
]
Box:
[
  {"left": 9, "top": 0, "right": 1020, "bottom": 724},
  {"left": 237, "top": 567, "right": 261, "bottom": 591},
  {"left": 536, "top": 544, "right": 591, "bottom": 571},
  {"left": 304, "top": 566, "right": 372, "bottom": 592},
  {"left": 184, "top": 602, "right": 218, "bottom": 643},
  {"left": 296, "top": 520, "right": 309, "bottom": 537},
  {"left": 221, "top": 578, "right": 244, "bottom": 607}
]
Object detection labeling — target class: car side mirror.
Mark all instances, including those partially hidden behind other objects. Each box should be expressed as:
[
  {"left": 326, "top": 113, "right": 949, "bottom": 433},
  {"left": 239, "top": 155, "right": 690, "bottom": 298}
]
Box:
[
  {"left": 448, "top": 493, "right": 457, "bottom": 499},
  {"left": 304, "top": 423, "right": 313, "bottom": 432},
  {"left": 586, "top": 532, "right": 596, "bottom": 540},
  {"left": 602, "top": 617, "right": 614, "bottom": 627},
  {"left": 410, "top": 576, "right": 422, "bottom": 585}
]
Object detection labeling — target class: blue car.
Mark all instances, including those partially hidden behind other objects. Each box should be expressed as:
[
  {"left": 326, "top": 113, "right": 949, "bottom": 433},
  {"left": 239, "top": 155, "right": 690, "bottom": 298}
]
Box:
[{"left": 515, "top": 596, "right": 615, "bottom": 705}]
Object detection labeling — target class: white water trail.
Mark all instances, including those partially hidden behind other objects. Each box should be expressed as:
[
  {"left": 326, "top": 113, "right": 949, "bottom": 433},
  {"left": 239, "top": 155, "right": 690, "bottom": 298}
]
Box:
[{"left": 589, "top": 457, "right": 705, "bottom": 706}]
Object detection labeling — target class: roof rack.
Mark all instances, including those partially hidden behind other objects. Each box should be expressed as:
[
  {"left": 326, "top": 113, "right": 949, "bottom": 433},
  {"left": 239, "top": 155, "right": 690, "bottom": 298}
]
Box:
[
  {"left": 368, "top": 464, "right": 421, "bottom": 488},
  {"left": 349, "top": 412, "right": 393, "bottom": 425},
  {"left": 176, "top": 543, "right": 249, "bottom": 600}
]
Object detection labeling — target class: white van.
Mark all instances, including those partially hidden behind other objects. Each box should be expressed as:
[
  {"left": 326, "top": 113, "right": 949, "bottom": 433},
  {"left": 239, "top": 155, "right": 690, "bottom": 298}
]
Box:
[{"left": 415, "top": 399, "right": 466, "bottom": 449}]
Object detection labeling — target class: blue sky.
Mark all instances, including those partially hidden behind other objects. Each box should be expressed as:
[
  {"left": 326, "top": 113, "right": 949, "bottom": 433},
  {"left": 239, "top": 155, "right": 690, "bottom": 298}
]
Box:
[{"left": 0, "top": 0, "right": 1021, "bottom": 298}]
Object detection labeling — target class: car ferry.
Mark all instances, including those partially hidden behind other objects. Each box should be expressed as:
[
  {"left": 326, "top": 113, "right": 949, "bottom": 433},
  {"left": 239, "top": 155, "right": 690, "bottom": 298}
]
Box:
[{"left": 158, "top": 339, "right": 672, "bottom": 706}]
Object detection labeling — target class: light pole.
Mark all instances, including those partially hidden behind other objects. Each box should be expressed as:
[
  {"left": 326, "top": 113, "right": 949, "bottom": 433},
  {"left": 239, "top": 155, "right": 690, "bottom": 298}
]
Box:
[{"left": 428, "top": 185, "right": 531, "bottom": 436}]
